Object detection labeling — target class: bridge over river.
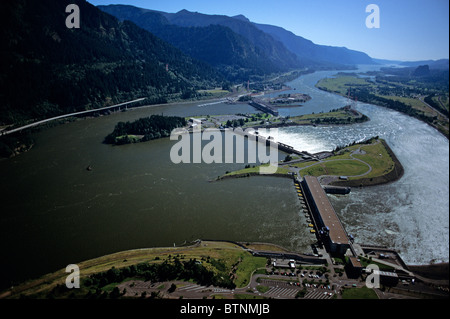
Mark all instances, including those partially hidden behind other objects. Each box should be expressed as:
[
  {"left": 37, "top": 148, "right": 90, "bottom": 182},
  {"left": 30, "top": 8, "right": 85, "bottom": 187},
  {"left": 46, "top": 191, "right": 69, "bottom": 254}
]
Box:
[{"left": 1, "top": 98, "right": 146, "bottom": 136}]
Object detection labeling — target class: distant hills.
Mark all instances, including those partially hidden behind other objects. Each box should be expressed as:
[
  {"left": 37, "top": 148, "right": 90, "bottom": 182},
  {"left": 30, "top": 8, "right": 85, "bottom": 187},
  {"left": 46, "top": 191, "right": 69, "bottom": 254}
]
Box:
[
  {"left": 399, "top": 59, "right": 449, "bottom": 69},
  {"left": 253, "top": 22, "right": 374, "bottom": 67},
  {"left": 97, "top": 5, "right": 304, "bottom": 80},
  {"left": 98, "top": 4, "right": 376, "bottom": 74},
  {"left": 371, "top": 58, "right": 449, "bottom": 69},
  {"left": 1, "top": 0, "right": 447, "bottom": 127}
]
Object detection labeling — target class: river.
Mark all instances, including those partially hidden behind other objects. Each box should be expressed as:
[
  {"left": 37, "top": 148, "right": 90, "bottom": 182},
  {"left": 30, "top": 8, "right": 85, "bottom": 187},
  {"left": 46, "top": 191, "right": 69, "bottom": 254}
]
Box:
[{"left": 0, "top": 66, "right": 448, "bottom": 289}]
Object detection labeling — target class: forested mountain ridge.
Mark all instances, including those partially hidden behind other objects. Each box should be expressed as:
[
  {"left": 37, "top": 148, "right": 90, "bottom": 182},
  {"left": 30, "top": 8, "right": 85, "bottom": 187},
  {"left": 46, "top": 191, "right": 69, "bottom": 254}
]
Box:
[
  {"left": 0, "top": 0, "right": 222, "bottom": 125},
  {"left": 105, "top": 12, "right": 286, "bottom": 81},
  {"left": 98, "top": 4, "right": 305, "bottom": 79},
  {"left": 253, "top": 23, "right": 374, "bottom": 67},
  {"left": 98, "top": 4, "right": 375, "bottom": 72}
]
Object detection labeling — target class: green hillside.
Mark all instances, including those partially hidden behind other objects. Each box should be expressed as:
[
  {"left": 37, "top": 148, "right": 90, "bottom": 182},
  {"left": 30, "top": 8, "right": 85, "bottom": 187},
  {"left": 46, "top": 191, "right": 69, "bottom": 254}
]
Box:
[{"left": 0, "top": 0, "right": 222, "bottom": 125}]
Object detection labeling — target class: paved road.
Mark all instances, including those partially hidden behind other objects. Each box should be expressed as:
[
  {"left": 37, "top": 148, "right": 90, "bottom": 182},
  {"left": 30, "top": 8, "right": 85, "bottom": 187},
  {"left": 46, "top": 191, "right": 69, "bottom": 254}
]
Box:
[
  {"left": 418, "top": 95, "right": 449, "bottom": 120},
  {"left": 283, "top": 145, "right": 375, "bottom": 183}
]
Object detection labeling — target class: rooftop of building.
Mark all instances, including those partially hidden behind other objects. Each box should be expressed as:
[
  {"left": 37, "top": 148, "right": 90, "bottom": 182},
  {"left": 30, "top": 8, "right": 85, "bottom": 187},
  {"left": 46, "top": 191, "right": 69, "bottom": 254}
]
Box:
[{"left": 303, "top": 175, "right": 349, "bottom": 245}]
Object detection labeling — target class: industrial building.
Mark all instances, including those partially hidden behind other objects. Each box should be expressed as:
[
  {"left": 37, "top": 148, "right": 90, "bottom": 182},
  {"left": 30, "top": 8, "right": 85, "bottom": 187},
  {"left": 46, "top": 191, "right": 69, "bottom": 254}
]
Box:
[{"left": 301, "top": 176, "right": 350, "bottom": 255}]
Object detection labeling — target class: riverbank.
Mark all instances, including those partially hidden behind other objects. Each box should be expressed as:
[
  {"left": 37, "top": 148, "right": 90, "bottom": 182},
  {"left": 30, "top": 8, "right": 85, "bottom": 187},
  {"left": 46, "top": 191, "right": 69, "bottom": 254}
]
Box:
[
  {"left": 0, "top": 240, "right": 268, "bottom": 299},
  {"left": 315, "top": 74, "right": 449, "bottom": 139},
  {"left": 217, "top": 137, "right": 403, "bottom": 189},
  {"left": 0, "top": 83, "right": 300, "bottom": 158},
  {"left": 216, "top": 171, "right": 292, "bottom": 181},
  {"left": 329, "top": 139, "right": 404, "bottom": 188},
  {"left": 407, "top": 263, "right": 449, "bottom": 281},
  {"left": 1, "top": 68, "right": 447, "bottom": 296},
  {"left": 245, "top": 106, "right": 369, "bottom": 130},
  {"left": 2, "top": 240, "right": 447, "bottom": 299}
]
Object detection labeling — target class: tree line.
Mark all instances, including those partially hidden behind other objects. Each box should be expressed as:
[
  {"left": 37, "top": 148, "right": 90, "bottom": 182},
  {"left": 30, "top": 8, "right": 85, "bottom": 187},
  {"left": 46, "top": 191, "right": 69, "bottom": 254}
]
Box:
[
  {"left": 424, "top": 94, "right": 449, "bottom": 117},
  {"left": 87, "top": 257, "right": 235, "bottom": 290},
  {"left": 104, "top": 115, "right": 186, "bottom": 145},
  {"left": 0, "top": 0, "right": 223, "bottom": 126}
]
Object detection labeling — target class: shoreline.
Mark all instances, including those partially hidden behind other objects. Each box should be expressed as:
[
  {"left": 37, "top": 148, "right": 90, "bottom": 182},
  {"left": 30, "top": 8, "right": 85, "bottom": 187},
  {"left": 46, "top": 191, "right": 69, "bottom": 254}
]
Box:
[
  {"left": 315, "top": 83, "right": 449, "bottom": 141},
  {"left": 329, "top": 139, "right": 404, "bottom": 188},
  {"left": 215, "top": 138, "right": 403, "bottom": 189},
  {"left": 214, "top": 172, "right": 292, "bottom": 182},
  {"left": 2, "top": 240, "right": 447, "bottom": 298},
  {"left": 2, "top": 71, "right": 447, "bottom": 297}
]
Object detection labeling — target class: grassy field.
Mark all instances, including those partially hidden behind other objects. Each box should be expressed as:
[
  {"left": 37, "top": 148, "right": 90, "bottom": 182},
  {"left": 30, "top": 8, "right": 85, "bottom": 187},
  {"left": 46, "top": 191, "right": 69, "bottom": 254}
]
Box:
[
  {"left": 222, "top": 107, "right": 367, "bottom": 129},
  {"left": 115, "top": 134, "right": 143, "bottom": 143},
  {"left": 433, "top": 94, "right": 449, "bottom": 113},
  {"left": 243, "top": 242, "right": 290, "bottom": 252},
  {"left": 197, "top": 89, "right": 230, "bottom": 98},
  {"left": 321, "top": 160, "right": 369, "bottom": 176},
  {"left": 341, "top": 286, "right": 378, "bottom": 299},
  {"left": 316, "top": 76, "right": 374, "bottom": 95},
  {"left": 222, "top": 163, "right": 291, "bottom": 178},
  {"left": 376, "top": 95, "right": 437, "bottom": 117},
  {"left": 317, "top": 75, "right": 442, "bottom": 118},
  {"left": 289, "top": 108, "right": 363, "bottom": 125},
  {"left": 234, "top": 255, "right": 267, "bottom": 287},
  {"left": 350, "top": 140, "right": 394, "bottom": 179},
  {"left": 3, "top": 241, "right": 269, "bottom": 298},
  {"left": 296, "top": 160, "right": 369, "bottom": 178},
  {"left": 295, "top": 138, "right": 395, "bottom": 180},
  {"left": 316, "top": 74, "right": 449, "bottom": 138},
  {"left": 222, "top": 137, "right": 395, "bottom": 182}
]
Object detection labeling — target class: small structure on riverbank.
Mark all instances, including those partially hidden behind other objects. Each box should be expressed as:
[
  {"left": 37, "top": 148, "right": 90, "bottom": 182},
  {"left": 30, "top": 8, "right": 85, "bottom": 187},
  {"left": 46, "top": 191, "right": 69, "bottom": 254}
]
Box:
[
  {"left": 323, "top": 185, "right": 351, "bottom": 194},
  {"left": 249, "top": 101, "right": 279, "bottom": 116}
]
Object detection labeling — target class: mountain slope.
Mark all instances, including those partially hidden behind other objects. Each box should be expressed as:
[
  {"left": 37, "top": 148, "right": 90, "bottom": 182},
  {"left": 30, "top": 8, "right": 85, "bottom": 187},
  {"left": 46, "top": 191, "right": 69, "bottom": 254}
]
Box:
[
  {"left": 0, "top": 0, "right": 222, "bottom": 125},
  {"left": 254, "top": 23, "right": 374, "bottom": 67},
  {"left": 99, "top": 5, "right": 304, "bottom": 75},
  {"left": 167, "top": 10, "right": 303, "bottom": 70},
  {"left": 154, "top": 24, "right": 284, "bottom": 80},
  {"left": 99, "top": 5, "right": 375, "bottom": 71},
  {"left": 98, "top": 5, "right": 291, "bottom": 81}
]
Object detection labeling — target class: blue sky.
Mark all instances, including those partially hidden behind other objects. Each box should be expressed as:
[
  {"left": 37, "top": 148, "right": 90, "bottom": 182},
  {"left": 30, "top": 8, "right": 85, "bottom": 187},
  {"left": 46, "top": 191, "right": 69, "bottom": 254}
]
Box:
[{"left": 89, "top": 0, "right": 449, "bottom": 61}]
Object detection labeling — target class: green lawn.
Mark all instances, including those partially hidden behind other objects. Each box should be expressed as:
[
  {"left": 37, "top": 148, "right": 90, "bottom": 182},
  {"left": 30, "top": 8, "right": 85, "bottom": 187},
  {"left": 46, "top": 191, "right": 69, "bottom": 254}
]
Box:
[
  {"left": 234, "top": 255, "right": 267, "bottom": 288},
  {"left": 323, "top": 160, "right": 369, "bottom": 176},
  {"left": 298, "top": 164, "right": 327, "bottom": 177},
  {"left": 223, "top": 163, "right": 290, "bottom": 177},
  {"left": 341, "top": 286, "right": 378, "bottom": 299},
  {"left": 296, "top": 139, "right": 395, "bottom": 180},
  {"left": 356, "top": 256, "right": 395, "bottom": 272},
  {"left": 256, "top": 285, "right": 270, "bottom": 293},
  {"left": 197, "top": 89, "right": 230, "bottom": 98},
  {"left": 115, "top": 134, "right": 142, "bottom": 143},
  {"left": 351, "top": 141, "right": 394, "bottom": 179},
  {"left": 297, "top": 160, "right": 369, "bottom": 178},
  {"left": 375, "top": 94, "right": 437, "bottom": 117}
]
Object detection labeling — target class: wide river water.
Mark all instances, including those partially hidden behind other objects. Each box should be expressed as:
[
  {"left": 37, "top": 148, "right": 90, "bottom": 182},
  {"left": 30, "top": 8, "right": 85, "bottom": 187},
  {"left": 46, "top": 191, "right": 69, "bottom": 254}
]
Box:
[{"left": 0, "top": 66, "right": 448, "bottom": 289}]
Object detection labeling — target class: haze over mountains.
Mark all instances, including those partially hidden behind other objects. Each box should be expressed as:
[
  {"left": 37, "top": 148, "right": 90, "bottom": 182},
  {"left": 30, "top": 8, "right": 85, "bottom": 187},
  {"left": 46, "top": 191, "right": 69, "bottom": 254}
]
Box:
[
  {"left": 98, "top": 4, "right": 375, "bottom": 73},
  {"left": 0, "top": 0, "right": 447, "bottom": 126}
]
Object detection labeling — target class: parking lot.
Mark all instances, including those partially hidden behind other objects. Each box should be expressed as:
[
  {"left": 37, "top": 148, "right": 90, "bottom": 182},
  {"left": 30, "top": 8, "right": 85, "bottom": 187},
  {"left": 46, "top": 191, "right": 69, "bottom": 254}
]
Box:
[{"left": 251, "top": 264, "right": 336, "bottom": 299}]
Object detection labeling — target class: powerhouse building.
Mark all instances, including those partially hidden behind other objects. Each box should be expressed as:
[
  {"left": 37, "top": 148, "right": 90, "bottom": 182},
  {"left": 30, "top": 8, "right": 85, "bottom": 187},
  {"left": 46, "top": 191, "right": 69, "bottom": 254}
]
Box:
[{"left": 301, "top": 176, "right": 350, "bottom": 255}]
